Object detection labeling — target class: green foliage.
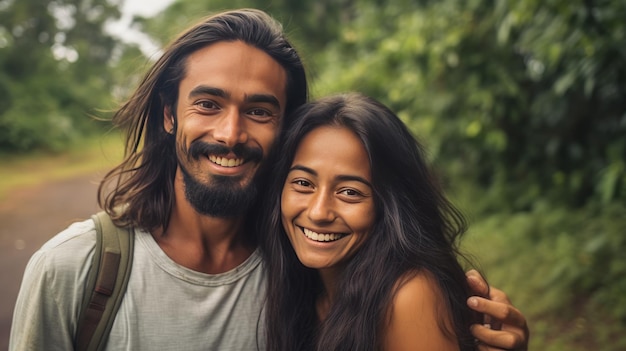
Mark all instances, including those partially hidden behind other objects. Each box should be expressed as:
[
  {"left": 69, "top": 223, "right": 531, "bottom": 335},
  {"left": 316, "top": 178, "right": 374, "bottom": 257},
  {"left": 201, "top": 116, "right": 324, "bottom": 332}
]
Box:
[
  {"left": 465, "top": 202, "right": 626, "bottom": 350},
  {"left": 0, "top": 77, "right": 74, "bottom": 151},
  {"left": 313, "top": 0, "right": 626, "bottom": 210},
  {"left": 133, "top": 0, "right": 369, "bottom": 71},
  {"left": 0, "top": 0, "right": 127, "bottom": 152}
]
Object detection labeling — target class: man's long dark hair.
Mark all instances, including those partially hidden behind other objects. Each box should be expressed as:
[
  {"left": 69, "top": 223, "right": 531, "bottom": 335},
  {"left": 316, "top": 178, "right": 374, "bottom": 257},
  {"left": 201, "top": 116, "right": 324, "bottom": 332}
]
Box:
[
  {"left": 261, "top": 93, "right": 478, "bottom": 350},
  {"left": 98, "top": 9, "right": 308, "bottom": 231}
]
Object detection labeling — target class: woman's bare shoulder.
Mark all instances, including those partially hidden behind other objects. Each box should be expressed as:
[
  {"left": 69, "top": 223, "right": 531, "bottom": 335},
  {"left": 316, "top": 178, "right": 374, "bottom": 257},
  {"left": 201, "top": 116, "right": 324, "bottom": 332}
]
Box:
[{"left": 382, "top": 270, "right": 459, "bottom": 351}]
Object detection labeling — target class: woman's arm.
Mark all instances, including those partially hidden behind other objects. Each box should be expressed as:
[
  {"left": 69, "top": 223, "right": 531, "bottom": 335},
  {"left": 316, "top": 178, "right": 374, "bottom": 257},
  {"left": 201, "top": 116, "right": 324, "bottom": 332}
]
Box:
[{"left": 382, "top": 272, "right": 460, "bottom": 351}]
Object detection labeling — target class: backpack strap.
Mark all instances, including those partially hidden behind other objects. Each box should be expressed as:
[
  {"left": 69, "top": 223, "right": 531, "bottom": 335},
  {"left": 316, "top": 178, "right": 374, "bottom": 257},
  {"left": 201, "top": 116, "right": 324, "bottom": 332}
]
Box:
[{"left": 75, "top": 211, "right": 134, "bottom": 351}]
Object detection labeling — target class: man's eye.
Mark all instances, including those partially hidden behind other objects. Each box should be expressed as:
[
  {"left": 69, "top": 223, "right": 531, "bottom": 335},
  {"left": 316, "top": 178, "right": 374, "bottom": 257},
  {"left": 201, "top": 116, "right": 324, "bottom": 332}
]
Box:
[
  {"left": 196, "top": 100, "right": 219, "bottom": 110},
  {"left": 249, "top": 108, "right": 271, "bottom": 116},
  {"left": 247, "top": 108, "right": 276, "bottom": 122}
]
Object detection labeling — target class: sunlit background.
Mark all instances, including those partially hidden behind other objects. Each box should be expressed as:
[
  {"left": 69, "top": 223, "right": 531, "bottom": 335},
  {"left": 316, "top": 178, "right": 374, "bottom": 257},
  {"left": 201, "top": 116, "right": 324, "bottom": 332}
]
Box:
[{"left": 1, "top": 0, "right": 624, "bottom": 350}]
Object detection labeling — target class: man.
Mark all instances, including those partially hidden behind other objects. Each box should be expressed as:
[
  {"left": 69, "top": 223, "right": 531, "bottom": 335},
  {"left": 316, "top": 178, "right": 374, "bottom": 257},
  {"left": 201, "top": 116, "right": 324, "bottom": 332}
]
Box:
[{"left": 10, "top": 9, "right": 528, "bottom": 350}]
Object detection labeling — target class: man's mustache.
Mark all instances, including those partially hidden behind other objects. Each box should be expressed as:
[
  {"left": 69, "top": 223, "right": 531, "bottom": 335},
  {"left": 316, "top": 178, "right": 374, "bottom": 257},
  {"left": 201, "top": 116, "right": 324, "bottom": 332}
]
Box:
[{"left": 188, "top": 141, "right": 263, "bottom": 162}]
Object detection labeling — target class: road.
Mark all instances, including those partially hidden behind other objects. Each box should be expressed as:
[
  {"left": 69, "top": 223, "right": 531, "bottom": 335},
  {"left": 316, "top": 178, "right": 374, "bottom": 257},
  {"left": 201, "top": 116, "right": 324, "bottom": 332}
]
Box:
[{"left": 0, "top": 172, "right": 104, "bottom": 350}]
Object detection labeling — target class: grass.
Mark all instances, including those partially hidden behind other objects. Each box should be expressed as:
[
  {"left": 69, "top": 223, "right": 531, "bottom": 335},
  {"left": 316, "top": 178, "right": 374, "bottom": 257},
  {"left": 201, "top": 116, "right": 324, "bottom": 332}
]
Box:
[
  {"left": 462, "top": 206, "right": 626, "bottom": 351},
  {"left": 0, "top": 132, "right": 124, "bottom": 201}
]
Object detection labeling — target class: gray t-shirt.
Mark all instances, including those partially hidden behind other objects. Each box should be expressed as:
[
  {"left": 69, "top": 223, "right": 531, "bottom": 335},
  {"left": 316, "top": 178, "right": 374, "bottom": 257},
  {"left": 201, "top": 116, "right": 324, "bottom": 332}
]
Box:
[{"left": 9, "top": 219, "right": 267, "bottom": 350}]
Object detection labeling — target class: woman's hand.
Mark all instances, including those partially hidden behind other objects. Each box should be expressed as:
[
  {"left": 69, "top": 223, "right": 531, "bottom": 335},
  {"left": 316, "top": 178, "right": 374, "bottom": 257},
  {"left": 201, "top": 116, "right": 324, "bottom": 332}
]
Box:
[{"left": 466, "top": 269, "right": 529, "bottom": 350}]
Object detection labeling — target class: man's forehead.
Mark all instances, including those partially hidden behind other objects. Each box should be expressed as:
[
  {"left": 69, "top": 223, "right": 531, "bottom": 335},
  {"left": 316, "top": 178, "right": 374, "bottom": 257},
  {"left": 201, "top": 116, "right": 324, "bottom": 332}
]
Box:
[{"left": 181, "top": 41, "right": 288, "bottom": 104}]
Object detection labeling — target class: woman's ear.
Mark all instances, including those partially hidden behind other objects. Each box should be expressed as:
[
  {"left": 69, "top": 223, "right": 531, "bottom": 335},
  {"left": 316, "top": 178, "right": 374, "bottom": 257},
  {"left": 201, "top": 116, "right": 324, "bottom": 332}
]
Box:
[{"left": 163, "top": 105, "right": 175, "bottom": 134}]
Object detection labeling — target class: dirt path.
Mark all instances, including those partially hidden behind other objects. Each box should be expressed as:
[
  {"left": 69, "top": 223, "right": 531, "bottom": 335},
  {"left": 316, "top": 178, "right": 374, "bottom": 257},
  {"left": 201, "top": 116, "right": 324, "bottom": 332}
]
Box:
[{"left": 0, "top": 171, "right": 105, "bottom": 349}]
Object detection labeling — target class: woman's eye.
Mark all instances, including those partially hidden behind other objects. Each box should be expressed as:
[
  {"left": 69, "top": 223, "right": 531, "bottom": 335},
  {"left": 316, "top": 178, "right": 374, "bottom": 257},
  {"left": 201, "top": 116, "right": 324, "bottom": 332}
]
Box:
[
  {"left": 294, "top": 179, "right": 311, "bottom": 187},
  {"left": 339, "top": 188, "right": 363, "bottom": 198}
]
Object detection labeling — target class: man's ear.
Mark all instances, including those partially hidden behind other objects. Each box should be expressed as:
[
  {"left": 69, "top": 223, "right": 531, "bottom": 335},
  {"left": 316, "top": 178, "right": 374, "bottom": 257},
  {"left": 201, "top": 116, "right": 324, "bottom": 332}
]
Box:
[{"left": 163, "top": 105, "right": 175, "bottom": 134}]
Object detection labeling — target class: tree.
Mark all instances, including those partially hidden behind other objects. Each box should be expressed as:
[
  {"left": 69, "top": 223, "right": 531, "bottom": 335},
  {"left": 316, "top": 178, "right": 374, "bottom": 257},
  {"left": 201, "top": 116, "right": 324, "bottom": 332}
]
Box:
[
  {"left": 314, "top": 0, "right": 626, "bottom": 209},
  {"left": 0, "top": 0, "right": 125, "bottom": 152},
  {"left": 130, "top": 0, "right": 359, "bottom": 67}
]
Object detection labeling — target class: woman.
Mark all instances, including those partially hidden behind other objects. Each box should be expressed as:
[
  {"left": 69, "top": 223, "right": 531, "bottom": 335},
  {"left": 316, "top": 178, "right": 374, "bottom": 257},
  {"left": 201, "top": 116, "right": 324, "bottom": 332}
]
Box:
[{"left": 261, "top": 93, "right": 479, "bottom": 350}]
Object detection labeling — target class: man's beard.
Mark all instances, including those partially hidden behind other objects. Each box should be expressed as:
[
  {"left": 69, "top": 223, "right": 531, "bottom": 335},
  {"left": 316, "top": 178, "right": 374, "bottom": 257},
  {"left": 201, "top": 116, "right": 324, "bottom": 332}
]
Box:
[
  {"left": 181, "top": 166, "right": 258, "bottom": 217},
  {"left": 179, "top": 141, "right": 264, "bottom": 218}
]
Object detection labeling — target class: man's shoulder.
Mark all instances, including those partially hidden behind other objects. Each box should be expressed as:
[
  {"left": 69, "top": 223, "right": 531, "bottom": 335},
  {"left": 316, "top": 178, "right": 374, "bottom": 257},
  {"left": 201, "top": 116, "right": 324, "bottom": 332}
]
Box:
[
  {"left": 10, "top": 218, "right": 99, "bottom": 351},
  {"left": 29, "top": 218, "right": 98, "bottom": 276},
  {"left": 40, "top": 217, "right": 97, "bottom": 250}
]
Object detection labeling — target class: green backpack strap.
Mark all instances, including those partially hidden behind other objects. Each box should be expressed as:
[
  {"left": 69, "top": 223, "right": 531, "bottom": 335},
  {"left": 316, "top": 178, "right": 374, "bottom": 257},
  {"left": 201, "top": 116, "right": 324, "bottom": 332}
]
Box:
[{"left": 74, "top": 211, "right": 134, "bottom": 351}]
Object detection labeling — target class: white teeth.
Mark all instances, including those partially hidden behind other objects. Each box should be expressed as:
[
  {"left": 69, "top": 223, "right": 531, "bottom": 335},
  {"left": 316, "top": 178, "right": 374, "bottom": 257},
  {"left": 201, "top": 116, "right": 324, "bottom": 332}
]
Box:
[
  {"left": 303, "top": 228, "right": 345, "bottom": 242},
  {"left": 209, "top": 155, "right": 244, "bottom": 167}
]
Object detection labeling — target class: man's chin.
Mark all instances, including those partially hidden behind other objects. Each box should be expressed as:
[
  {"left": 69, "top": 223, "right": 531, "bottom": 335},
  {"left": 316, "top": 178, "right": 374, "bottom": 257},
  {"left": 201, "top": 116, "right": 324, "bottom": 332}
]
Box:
[{"left": 183, "top": 171, "right": 257, "bottom": 218}]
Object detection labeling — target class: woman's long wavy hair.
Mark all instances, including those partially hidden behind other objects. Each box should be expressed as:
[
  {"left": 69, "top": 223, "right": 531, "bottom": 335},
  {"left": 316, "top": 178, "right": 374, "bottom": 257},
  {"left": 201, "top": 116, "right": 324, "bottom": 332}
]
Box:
[
  {"left": 261, "top": 93, "right": 478, "bottom": 350},
  {"left": 98, "top": 8, "right": 308, "bottom": 231}
]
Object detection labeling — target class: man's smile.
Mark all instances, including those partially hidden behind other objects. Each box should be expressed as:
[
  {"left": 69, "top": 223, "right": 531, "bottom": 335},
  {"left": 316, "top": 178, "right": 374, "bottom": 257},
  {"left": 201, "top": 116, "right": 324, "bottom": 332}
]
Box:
[{"left": 208, "top": 155, "right": 245, "bottom": 167}]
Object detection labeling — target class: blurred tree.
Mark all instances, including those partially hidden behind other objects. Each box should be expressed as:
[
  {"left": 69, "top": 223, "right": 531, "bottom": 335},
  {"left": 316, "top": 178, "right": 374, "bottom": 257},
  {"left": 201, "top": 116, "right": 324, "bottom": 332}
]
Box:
[
  {"left": 129, "top": 0, "right": 358, "bottom": 69},
  {"left": 0, "top": 0, "right": 126, "bottom": 152},
  {"left": 313, "top": 0, "right": 626, "bottom": 209}
]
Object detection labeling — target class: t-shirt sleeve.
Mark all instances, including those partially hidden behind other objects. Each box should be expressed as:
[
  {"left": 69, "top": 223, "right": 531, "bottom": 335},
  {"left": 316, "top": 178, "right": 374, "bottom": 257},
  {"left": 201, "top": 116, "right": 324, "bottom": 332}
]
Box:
[{"left": 9, "top": 219, "right": 97, "bottom": 351}]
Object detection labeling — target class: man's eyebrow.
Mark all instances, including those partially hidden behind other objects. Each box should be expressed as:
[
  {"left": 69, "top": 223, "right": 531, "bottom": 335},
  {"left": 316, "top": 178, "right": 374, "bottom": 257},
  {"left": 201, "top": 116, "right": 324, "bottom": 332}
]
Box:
[
  {"left": 288, "top": 165, "right": 372, "bottom": 188},
  {"left": 187, "top": 87, "right": 281, "bottom": 110},
  {"left": 188, "top": 86, "right": 229, "bottom": 99},
  {"left": 245, "top": 94, "right": 281, "bottom": 110}
]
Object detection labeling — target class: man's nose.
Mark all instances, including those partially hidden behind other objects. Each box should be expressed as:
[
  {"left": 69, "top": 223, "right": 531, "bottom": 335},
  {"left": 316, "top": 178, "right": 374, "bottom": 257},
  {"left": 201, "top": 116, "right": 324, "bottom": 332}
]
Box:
[{"left": 213, "top": 108, "right": 248, "bottom": 147}]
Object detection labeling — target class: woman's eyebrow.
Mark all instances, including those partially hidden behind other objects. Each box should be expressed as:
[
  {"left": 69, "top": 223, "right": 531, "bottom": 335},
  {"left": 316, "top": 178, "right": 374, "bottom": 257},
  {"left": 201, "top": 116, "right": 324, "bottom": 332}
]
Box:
[{"left": 288, "top": 165, "right": 372, "bottom": 187}]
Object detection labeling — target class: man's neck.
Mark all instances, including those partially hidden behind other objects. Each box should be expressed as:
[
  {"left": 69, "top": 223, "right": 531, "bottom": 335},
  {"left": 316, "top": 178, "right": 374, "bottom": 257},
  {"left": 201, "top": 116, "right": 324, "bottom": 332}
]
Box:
[{"left": 151, "top": 196, "right": 256, "bottom": 274}]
